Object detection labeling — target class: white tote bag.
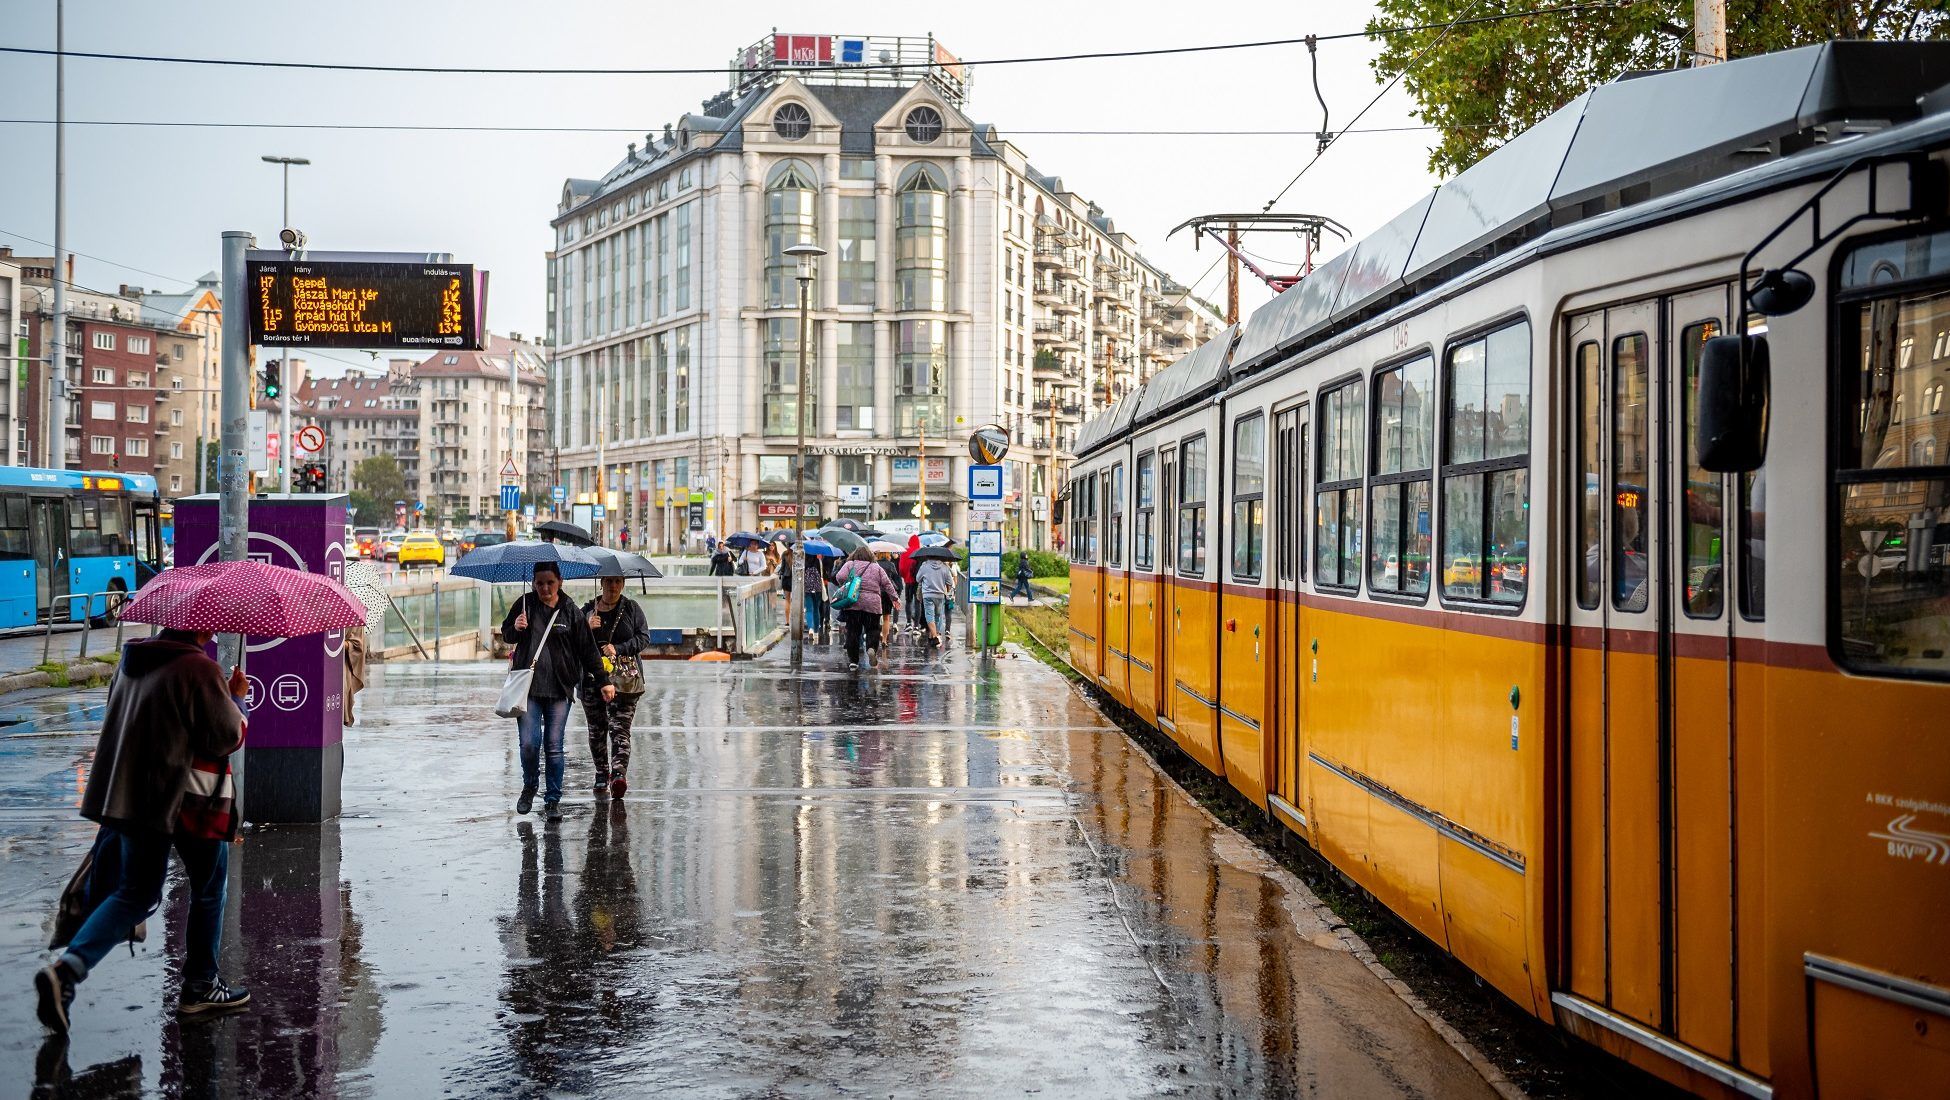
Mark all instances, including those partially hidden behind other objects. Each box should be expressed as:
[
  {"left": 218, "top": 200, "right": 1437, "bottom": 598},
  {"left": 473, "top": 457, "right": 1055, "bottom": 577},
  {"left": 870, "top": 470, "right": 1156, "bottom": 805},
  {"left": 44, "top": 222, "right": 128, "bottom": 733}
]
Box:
[{"left": 495, "top": 602, "right": 561, "bottom": 719}]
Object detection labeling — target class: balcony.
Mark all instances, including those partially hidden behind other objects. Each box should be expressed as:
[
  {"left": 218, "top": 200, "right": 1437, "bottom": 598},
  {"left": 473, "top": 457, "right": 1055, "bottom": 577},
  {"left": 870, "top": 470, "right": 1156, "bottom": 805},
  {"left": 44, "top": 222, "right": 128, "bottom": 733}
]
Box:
[
  {"left": 1055, "top": 401, "right": 1083, "bottom": 422},
  {"left": 1032, "top": 321, "right": 1080, "bottom": 351}
]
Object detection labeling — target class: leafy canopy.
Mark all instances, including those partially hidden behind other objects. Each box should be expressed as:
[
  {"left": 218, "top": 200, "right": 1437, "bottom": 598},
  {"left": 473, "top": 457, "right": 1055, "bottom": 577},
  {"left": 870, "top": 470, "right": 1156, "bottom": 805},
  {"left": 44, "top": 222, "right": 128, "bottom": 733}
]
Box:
[{"left": 1369, "top": 1, "right": 1950, "bottom": 178}]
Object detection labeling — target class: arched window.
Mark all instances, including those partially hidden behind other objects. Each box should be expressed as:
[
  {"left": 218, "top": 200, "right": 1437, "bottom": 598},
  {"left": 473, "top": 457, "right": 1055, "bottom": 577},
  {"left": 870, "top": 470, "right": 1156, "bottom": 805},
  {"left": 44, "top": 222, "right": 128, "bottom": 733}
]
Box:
[
  {"left": 896, "top": 167, "right": 948, "bottom": 311},
  {"left": 772, "top": 102, "right": 811, "bottom": 141},
  {"left": 765, "top": 161, "right": 818, "bottom": 307}
]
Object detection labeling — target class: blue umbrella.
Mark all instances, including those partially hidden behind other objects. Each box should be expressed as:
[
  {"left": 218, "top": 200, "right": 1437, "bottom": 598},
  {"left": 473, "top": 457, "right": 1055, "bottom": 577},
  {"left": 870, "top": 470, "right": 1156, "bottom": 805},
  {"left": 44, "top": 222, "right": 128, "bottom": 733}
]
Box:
[
  {"left": 801, "top": 538, "right": 842, "bottom": 558},
  {"left": 723, "top": 531, "right": 766, "bottom": 550},
  {"left": 918, "top": 531, "right": 951, "bottom": 548},
  {"left": 451, "top": 539, "right": 603, "bottom": 582}
]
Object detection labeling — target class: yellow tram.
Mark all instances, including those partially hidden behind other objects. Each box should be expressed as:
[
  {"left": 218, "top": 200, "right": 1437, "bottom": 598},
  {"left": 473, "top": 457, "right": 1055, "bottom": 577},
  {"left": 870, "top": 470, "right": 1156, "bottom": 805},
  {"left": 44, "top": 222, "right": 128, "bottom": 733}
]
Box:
[{"left": 1064, "top": 43, "right": 1950, "bottom": 1098}]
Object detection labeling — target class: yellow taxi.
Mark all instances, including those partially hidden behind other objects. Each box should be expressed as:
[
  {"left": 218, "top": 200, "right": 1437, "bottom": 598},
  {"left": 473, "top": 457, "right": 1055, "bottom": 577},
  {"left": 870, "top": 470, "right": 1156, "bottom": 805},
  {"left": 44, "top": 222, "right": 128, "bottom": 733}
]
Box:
[{"left": 398, "top": 530, "right": 446, "bottom": 569}]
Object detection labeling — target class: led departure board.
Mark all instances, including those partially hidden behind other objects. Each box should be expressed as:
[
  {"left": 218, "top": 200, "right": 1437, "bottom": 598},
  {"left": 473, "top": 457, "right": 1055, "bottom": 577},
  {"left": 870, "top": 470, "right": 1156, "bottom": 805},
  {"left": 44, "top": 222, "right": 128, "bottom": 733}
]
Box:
[{"left": 246, "top": 258, "right": 484, "bottom": 349}]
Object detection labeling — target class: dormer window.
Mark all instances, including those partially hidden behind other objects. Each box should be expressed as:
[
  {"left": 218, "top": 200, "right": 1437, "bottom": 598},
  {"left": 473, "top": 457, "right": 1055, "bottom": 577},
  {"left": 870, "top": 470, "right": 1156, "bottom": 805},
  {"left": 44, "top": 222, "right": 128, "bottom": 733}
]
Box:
[{"left": 773, "top": 102, "right": 812, "bottom": 141}]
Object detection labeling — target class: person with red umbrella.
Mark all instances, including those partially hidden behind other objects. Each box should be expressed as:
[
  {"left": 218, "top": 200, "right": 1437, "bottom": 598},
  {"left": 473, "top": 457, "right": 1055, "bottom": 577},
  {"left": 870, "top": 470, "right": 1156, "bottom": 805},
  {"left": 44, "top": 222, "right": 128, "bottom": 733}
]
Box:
[{"left": 35, "top": 560, "right": 367, "bottom": 1035}]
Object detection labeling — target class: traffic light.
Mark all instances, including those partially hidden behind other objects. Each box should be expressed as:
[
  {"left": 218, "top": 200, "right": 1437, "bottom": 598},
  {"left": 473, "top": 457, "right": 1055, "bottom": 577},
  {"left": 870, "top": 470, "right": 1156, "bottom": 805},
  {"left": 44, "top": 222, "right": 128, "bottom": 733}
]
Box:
[
  {"left": 301, "top": 462, "right": 328, "bottom": 493},
  {"left": 261, "top": 364, "right": 282, "bottom": 403}
]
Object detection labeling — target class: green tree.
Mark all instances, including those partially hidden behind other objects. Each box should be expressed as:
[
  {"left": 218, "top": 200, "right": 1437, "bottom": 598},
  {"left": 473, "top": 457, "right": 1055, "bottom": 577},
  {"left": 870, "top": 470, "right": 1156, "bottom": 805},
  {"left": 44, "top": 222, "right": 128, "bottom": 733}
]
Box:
[
  {"left": 347, "top": 490, "right": 380, "bottom": 524},
  {"left": 352, "top": 455, "right": 408, "bottom": 517},
  {"left": 1369, "top": 1, "right": 1950, "bottom": 178}
]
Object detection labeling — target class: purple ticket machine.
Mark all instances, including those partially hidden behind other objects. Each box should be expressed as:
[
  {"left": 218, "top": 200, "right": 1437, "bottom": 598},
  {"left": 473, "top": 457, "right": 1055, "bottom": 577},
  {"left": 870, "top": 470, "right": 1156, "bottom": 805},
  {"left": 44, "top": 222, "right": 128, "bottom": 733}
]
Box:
[{"left": 175, "top": 494, "right": 348, "bottom": 823}]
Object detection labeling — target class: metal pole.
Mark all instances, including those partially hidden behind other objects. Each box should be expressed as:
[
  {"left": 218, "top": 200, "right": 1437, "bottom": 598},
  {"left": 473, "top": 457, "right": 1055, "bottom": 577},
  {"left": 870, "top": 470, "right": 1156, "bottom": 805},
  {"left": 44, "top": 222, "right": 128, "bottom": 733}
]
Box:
[
  {"left": 278, "top": 165, "right": 291, "bottom": 494},
  {"left": 1694, "top": 0, "right": 1726, "bottom": 64},
  {"left": 789, "top": 269, "right": 809, "bottom": 671},
  {"left": 48, "top": 0, "right": 67, "bottom": 470},
  {"left": 217, "top": 232, "right": 253, "bottom": 677}
]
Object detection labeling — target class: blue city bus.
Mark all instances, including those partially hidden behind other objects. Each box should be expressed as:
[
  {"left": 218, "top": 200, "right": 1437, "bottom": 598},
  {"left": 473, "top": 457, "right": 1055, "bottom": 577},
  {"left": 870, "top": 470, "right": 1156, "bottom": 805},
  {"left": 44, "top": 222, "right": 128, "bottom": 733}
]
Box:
[{"left": 0, "top": 467, "right": 163, "bottom": 628}]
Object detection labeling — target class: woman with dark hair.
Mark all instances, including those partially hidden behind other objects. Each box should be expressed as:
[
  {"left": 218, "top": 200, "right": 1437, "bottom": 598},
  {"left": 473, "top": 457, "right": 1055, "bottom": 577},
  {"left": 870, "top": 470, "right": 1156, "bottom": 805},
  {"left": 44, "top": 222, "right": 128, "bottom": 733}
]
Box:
[
  {"left": 831, "top": 547, "right": 901, "bottom": 671},
  {"left": 581, "top": 575, "right": 649, "bottom": 800},
  {"left": 501, "top": 563, "right": 612, "bottom": 822}
]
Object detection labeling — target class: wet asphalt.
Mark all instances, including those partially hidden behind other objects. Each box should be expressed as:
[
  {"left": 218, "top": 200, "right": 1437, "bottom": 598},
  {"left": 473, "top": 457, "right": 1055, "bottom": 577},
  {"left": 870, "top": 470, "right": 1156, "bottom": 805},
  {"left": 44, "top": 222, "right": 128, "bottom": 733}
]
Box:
[{"left": 0, "top": 638, "right": 1493, "bottom": 1098}]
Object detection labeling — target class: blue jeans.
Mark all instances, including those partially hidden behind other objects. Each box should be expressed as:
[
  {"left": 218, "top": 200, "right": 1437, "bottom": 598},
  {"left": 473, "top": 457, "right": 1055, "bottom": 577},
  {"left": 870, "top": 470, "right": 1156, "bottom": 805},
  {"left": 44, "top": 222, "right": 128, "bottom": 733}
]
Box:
[
  {"left": 517, "top": 696, "right": 573, "bottom": 803},
  {"left": 61, "top": 824, "right": 228, "bottom": 986},
  {"left": 805, "top": 595, "right": 827, "bottom": 635},
  {"left": 924, "top": 596, "right": 950, "bottom": 637}
]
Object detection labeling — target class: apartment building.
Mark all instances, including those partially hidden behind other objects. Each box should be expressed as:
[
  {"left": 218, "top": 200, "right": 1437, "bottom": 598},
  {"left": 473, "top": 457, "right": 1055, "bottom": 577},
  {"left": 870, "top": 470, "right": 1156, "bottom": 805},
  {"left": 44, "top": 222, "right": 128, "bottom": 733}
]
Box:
[
  {"left": 546, "top": 32, "right": 1218, "bottom": 549},
  {"left": 415, "top": 334, "right": 548, "bottom": 528}
]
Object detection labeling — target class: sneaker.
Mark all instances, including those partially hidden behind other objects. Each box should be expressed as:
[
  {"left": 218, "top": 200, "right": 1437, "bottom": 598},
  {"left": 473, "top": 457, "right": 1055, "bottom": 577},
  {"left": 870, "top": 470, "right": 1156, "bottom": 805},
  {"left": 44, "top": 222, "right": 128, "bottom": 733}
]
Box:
[
  {"left": 610, "top": 777, "right": 627, "bottom": 799},
  {"left": 544, "top": 801, "right": 563, "bottom": 823},
  {"left": 516, "top": 787, "right": 536, "bottom": 815},
  {"left": 34, "top": 962, "right": 75, "bottom": 1034},
  {"left": 593, "top": 780, "right": 609, "bottom": 798},
  {"left": 178, "top": 977, "right": 250, "bottom": 1017},
  {"left": 847, "top": 661, "right": 859, "bottom": 671}
]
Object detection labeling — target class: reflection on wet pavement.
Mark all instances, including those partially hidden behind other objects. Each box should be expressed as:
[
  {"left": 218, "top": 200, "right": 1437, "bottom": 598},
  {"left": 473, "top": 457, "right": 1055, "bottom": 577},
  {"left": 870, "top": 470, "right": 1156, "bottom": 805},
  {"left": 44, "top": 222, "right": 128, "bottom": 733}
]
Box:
[{"left": 0, "top": 646, "right": 1492, "bottom": 1098}]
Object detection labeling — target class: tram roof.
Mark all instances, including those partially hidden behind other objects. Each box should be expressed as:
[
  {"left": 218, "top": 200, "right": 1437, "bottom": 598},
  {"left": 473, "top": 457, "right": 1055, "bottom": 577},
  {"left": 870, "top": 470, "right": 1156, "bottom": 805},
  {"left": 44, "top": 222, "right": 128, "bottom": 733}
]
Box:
[{"left": 1229, "top": 39, "right": 1950, "bottom": 374}]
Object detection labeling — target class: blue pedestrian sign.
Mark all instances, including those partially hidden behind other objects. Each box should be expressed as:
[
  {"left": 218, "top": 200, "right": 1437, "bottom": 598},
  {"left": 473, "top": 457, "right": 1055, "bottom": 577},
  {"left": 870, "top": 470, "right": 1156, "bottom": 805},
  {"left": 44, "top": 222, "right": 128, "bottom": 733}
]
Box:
[
  {"left": 499, "top": 485, "right": 521, "bottom": 512},
  {"left": 593, "top": 504, "right": 607, "bottom": 521},
  {"left": 551, "top": 485, "right": 567, "bottom": 504}
]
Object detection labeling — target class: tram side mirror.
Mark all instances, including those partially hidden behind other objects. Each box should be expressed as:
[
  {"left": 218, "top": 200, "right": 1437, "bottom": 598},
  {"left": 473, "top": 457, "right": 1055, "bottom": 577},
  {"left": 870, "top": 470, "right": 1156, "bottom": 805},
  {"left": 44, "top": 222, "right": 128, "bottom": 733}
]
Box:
[{"left": 1697, "top": 334, "right": 1770, "bottom": 473}]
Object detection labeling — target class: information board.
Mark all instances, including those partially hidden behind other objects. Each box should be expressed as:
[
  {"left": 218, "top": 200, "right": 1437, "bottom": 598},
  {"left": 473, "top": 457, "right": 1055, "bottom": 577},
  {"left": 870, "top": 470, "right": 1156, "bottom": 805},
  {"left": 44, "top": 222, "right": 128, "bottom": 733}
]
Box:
[{"left": 247, "top": 257, "right": 483, "bottom": 349}]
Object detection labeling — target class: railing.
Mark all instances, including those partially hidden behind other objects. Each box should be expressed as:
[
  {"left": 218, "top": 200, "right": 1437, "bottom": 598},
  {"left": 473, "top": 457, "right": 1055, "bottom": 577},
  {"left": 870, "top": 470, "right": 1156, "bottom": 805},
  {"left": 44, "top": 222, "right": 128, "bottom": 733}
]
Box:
[{"left": 42, "top": 590, "right": 139, "bottom": 665}]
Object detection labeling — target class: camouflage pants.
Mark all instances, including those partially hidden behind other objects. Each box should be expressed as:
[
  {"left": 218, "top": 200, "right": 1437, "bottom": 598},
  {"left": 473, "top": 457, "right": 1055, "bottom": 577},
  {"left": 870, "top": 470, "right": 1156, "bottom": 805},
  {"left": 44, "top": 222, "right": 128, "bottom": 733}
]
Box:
[{"left": 582, "top": 693, "right": 641, "bottom": 785}]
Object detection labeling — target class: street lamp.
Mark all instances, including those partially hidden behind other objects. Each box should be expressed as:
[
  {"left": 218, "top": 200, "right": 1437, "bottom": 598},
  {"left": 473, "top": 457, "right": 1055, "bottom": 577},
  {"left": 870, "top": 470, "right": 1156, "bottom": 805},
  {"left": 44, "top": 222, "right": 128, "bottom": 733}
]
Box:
[
  {"left": 262, "top": 155, "right": 309, "bottom": 494},
  {"left": 783, "top": 240, "right": 826, "bottom": 673}
]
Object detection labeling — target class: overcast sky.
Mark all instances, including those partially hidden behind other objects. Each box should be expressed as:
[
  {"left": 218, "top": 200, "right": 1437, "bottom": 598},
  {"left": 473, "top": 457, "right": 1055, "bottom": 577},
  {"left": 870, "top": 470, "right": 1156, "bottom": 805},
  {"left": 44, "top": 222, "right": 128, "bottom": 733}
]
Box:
[{"left": 0, "top": 0, "right": 1443, "bottom": 370}]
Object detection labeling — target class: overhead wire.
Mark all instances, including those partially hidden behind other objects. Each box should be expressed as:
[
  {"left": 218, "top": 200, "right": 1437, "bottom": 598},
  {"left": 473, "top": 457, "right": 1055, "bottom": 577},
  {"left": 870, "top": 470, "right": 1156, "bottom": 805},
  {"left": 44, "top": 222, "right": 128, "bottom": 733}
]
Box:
[
  {"left": 0, "top": 118, "right": 1460, "bottom": 137},
  {"left": 0, "top": 5, "right": 1644, "bottom": 77}
]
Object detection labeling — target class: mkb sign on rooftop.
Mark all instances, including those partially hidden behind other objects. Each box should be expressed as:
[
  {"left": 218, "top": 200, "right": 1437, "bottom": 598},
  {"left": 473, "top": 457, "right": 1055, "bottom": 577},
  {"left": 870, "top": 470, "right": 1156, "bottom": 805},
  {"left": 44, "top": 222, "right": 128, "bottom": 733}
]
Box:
[{"left": 246, "top": 252, "right": 487, "bottom": 349}]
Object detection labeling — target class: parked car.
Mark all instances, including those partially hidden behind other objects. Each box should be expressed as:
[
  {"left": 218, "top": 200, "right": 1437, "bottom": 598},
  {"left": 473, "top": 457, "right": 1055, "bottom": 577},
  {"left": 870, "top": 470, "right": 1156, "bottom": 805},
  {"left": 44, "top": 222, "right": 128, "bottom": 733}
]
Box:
[
  {"left": 398, "top": 531, "right": 445, "bottom": 569},
  {"left": 381, "top": 531, "right": 408, "bottom": 562},
  {"left": 354, "top": 527, "right": 382, "bottom": 559}
]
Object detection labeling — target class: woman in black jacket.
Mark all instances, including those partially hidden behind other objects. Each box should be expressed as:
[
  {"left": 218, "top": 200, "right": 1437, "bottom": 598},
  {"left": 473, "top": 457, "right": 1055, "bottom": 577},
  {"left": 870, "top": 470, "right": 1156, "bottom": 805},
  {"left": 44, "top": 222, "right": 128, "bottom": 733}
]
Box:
[
  {"left": 580, "top": 575, "right": 650, "bottom": 800},
  {"left": 501, "top": 563, "right": 612, "bottom": 822}
]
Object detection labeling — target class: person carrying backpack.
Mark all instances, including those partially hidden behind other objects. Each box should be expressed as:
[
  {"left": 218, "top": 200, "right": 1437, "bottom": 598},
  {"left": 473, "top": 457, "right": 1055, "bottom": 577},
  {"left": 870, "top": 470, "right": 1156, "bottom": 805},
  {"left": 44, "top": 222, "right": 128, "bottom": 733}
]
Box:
[
  {"left": 1011, "top": 554, "right": 1035, "bottom": 602},
  {"left": 830, "top": 547, "right": 900, "bottom": 671}
]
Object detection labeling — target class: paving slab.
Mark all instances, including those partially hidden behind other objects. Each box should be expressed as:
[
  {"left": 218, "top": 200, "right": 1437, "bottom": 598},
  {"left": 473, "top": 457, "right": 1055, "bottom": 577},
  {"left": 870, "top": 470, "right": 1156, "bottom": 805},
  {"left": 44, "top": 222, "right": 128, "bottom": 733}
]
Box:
[{"left": 0, "top": 641, "right": 1495, "bottom": 1098}]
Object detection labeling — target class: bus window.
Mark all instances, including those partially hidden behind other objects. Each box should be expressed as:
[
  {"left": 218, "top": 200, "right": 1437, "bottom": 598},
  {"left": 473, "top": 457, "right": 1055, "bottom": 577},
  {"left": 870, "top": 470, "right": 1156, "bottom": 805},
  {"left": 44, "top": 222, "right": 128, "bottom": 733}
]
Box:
[
  {"left": 132, "top": 502, "right": 161, "bottom": 578},
  {"left": 99, "top": 497, "right": 130, "bottom": 557},
  {"left": 0, "top": 496, "right": 28, "bottom": 559}
]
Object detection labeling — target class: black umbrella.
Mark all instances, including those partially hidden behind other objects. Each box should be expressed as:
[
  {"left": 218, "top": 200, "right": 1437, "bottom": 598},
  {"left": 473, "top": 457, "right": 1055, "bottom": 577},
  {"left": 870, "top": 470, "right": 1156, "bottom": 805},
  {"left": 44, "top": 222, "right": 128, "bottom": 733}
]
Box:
[
  {"left": 912, "top": 545, "right": 959, "bottom": 563},
  {"left": 814, "top": 526, "right": 867, "bottom": 554},
  {"left": 536, "top": 520, "right": 595, "bottom": 547},
  {"left": 768, "top": 528, "right": 799, "bottom": 543},
  {"left": 724, "top": 531, "right": 766, "bottom": 550},
  {"left": 825, "top": 518, "right": 877, "bottom": 534},
  {"left": 583, "top": 546, "right": 663, "bottom": 578}
]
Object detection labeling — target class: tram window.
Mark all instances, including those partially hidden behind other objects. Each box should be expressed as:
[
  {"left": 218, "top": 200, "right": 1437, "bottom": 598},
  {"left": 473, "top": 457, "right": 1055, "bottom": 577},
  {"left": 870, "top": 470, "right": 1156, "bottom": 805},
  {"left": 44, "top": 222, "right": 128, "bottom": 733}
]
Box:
[
  {"left": 1370, "top": 356, "right": 1434, "bottom": 597},
  {"left": 1134, "top": 452, "right": 1155, "bottom": 570},
  {"left": 1738, "top": 469, "right": 1765, "bottom": 620},
  {"left": 1083, "top": 474, "right": 1098, "bottom": 565},
  {"left": 1315, "top": 380, "right": 1364, "bottom": 589},
  {"left": 1106, "top": 465, "right": 1124, "bottom": 568},
  {"left": 1680, "top": 320, "right": 1726, "bottom": 618},
  {"left": 1441, "top": 321, "right": 1532, "bottom": 605},
  {"left": 1231, "top": 415, "right": 1265, "bottom": 581},
  {"left": 1612, "top": 332, "right": 1651, "bottom": 612},
  {"left": 1576, "top": 341, "right": 1602, "bottom": 609},
  {"left": 1178, "top": 435, "right": 1207, "bottom": 576},
  {"left": 1835, "top": 279, "right": 1950, "bottom": 679}
]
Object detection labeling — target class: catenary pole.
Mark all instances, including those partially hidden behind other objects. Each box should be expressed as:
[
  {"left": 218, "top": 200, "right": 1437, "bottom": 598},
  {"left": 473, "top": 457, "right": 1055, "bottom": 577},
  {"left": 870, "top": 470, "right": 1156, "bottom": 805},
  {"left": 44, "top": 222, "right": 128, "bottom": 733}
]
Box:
[
  {"left": 217, "top": 232, "right": 253, "bottom": 667},
  {"left": 48, "top": 0, "right": 67, "bottom": 470},
  {"left": 1694, "top": 0, "right": 1726, "bottom": 64}
]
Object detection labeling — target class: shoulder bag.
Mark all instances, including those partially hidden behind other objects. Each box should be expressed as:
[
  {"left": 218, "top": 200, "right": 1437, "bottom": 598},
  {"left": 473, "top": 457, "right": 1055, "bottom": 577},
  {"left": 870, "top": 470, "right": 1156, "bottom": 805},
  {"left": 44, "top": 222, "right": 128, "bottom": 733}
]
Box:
[
  {"left": 496, "top": 599, "right": 562, "bottom": 719},
  {"left": 829, "top": 564, "right": 865, "bottom": 611},
  {"left": 602, "top": 600, "right": 647, "bottom": 695}
]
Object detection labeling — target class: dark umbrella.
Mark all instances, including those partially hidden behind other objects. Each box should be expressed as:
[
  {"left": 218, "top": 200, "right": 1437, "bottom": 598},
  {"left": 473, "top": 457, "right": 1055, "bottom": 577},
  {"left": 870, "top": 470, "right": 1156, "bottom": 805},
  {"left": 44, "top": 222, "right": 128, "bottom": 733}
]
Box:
[
  {"left": 814, "top": 526, "right": 866, "bottom": 554},
  {"left": 768, "top": 528, "right": 799, "bottom": 543},
  {"left": 536, "top": 520, "right": 595, "bottom": 547},
  {"left": 451, "top": 540, "right": 603, "bottom": 582},
  {"left": 825, "top": 518, "right": 876, "bottom": 534},
  {"left": 583, "top": 546, "right": 663, "bottom": 578},
  {"left": 912, "top": 545, "right": 959, "bottom": 563},
  {"left": 724, "top": 531, "right": 766, "bottom": 550}
]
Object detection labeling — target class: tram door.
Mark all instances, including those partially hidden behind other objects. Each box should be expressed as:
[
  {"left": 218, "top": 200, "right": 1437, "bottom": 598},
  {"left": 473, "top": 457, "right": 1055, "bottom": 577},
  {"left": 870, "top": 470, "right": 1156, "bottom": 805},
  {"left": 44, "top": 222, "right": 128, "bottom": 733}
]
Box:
[
  {"left": 1269, "top": 406, "right": 1308, "bottom": 825},
  {"left": 1156, "top": 446, "right": 1177, "bottom": 726},
  {"left": 30, "top": 497, "right": 69, "bottom": 621},
  {"left": 1563, "top": 288, "right": 1747, "bottom": 1066}
]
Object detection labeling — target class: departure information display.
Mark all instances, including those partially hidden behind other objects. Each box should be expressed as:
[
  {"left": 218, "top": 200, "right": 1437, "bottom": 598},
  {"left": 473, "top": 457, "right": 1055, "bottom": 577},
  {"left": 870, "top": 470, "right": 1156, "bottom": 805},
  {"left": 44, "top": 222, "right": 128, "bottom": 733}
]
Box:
[{"left": 246, "top": 258, "right": 483, "bottom": 349}]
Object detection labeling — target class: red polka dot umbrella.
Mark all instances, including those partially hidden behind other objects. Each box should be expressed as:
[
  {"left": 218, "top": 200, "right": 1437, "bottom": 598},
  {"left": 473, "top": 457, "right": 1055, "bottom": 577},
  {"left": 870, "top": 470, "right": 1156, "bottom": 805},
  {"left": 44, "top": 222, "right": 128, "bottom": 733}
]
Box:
[{"left": 123, "top": 560, "right": 368, "bottom": 637}]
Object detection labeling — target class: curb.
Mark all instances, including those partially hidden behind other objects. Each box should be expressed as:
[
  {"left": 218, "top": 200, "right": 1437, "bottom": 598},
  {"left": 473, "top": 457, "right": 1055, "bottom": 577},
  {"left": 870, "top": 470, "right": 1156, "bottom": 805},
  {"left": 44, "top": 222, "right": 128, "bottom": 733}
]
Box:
[
  {"left": 0, "top": 659, "right": 117, "bottom": 698},
  {"left": 1011, "top": 639, "right": 1526, "bottom": 1100}
]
